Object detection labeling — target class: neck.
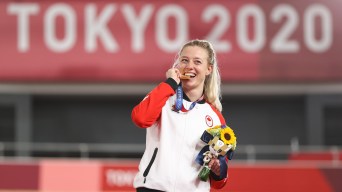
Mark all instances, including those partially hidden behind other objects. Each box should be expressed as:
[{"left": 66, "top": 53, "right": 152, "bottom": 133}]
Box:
[{"left": 183, "top": 86, "right": 204, "bottom": 102}]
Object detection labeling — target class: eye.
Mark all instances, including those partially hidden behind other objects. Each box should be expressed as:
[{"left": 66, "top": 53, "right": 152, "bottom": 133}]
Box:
[
  {"left": 211, "top": 143, "right": 215, "bottom": 147},
  {"left": 217, "top": 149, "right": 222, "bottom": 153},
  {"left": 180, "top": 58, "right": 188, "bottom": 63},
  {"left": 194, "top": 60, "right": 202, "bottom": 65}
]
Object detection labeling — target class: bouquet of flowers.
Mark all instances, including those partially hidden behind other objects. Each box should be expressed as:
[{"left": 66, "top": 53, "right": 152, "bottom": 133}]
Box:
[{"left": 195, "top": 125, "right": 237, "bottom": 181}]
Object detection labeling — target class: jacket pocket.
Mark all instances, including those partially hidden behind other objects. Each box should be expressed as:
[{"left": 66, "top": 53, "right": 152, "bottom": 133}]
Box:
[{"left": 143, "top": 147, "right": 158, "bottom": 183}]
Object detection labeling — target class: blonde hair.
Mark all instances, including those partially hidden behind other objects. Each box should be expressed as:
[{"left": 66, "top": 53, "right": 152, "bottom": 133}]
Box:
[{"left": 173, "top": 39, "right": 222, "bottom": 111}]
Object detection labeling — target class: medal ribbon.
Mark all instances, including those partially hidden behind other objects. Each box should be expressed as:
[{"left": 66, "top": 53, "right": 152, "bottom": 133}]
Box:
[{"left": 173, "top": 85, "right": 203, "bottom": 112}]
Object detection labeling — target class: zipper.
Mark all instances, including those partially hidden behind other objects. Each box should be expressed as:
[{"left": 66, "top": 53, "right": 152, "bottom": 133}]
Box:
[{"left": 143, "top": 147, "right": 158, "bottom": 183}]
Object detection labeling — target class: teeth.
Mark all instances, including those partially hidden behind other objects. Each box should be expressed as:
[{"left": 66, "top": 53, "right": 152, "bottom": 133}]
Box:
[{"left": 184, "top": 73, "right": 195, "bottom": 77}]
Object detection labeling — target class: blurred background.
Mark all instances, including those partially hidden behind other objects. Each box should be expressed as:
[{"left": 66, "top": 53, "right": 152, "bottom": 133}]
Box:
[{"left": 0, "top": 0, "right": 342, "bottom": 191}]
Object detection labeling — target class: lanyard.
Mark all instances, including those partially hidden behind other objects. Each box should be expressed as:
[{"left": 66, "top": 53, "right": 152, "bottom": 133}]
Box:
[{"left": 173, "top": 85, "right": 202, "bottom": 112}]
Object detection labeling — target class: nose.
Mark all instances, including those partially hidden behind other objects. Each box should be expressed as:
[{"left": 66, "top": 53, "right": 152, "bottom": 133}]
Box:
[{"left": 185, "top": 60, "right": 195, "bottom": 69}]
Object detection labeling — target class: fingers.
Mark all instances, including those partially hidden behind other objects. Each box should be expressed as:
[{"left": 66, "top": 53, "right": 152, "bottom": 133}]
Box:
[
  {"left": 166, "top": 68, "right": 180, "bottom": 84},
  {"left": 208, "top": 158, "right": 220, "bottom": 176},
  {"left": 173, "top": 68, "right": 180, "bottom": 75}
]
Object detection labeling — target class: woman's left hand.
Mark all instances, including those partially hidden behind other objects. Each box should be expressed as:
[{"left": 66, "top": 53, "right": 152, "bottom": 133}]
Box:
[{"left": 208, "top": 157, "right": 220, "bottom": 176}]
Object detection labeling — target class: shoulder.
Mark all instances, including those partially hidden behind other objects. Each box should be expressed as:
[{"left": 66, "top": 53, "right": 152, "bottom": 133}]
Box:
[{"left": 208, "top": 103, "right": 226, "bottom": 125}]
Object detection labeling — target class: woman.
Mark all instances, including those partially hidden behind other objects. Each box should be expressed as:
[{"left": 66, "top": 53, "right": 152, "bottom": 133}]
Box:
[{"left": 131, "top": 39, "right": 229, "bottom": 192}]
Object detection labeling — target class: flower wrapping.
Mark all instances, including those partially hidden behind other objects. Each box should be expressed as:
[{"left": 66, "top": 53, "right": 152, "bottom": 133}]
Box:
[{"left": 195, "top": 124, "right": 237, "bottom": 181}]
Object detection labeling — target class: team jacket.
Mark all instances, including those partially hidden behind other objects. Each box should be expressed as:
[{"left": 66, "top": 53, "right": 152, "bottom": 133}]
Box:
[{"left": 132, "top": 78, "right": 229, "bottom": 192}]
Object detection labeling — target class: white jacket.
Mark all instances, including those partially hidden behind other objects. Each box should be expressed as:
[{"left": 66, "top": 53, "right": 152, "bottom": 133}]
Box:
[{"left": 132, "top": 79, "right": 228, "bottom": 192}]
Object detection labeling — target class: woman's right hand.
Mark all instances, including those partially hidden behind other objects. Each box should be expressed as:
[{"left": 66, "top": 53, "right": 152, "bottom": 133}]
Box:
[{"left": 166, "top": 68, "right": 181, "bottom": 84}]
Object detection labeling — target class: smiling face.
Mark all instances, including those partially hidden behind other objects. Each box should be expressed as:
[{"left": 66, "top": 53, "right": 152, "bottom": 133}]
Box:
[{"left": 178, "top": 46, "right": 213, "bottom": 92}]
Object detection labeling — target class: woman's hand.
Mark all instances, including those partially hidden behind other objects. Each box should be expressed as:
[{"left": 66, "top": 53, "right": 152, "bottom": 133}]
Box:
[
  {"left": 166, "top": 68, "right": 181, "bottom": 84},
  {"left": 208, "top": 157, "right": 221, "bottom": 176}
]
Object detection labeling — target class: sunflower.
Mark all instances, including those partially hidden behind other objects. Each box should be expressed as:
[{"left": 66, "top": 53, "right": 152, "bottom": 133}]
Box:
[{"left": 220, "top": 127, "right": 237, "bottom": 145}]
